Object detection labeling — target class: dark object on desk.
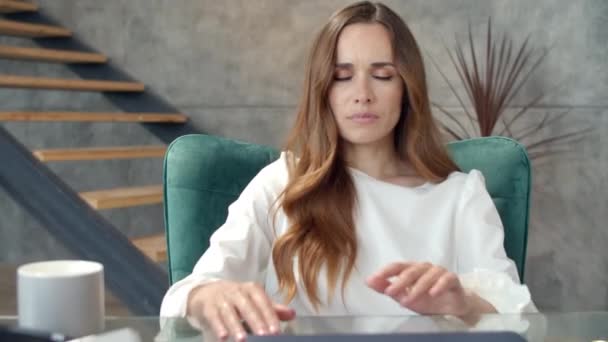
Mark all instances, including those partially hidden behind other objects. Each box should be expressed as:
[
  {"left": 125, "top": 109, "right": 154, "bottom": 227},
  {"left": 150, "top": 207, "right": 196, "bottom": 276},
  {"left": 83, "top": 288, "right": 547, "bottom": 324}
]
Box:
[
  {"left": 248, "top": 331, "right": 527, "bottom": 342},
  {"left": 0, "top": 325, "right": 69, "bottom": 342}
]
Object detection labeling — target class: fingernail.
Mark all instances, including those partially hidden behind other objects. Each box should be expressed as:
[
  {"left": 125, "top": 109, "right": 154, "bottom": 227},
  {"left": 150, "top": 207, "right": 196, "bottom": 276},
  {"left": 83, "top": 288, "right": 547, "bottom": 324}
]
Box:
[
  {"left": 258, "top": 329, "right": 267, "bottom": 335},
  {"left": 269, "top": 325, "right": 279, "bottom": 334},
  {"left": 236, "top": 332, "right": 246, "bottom": 341}
]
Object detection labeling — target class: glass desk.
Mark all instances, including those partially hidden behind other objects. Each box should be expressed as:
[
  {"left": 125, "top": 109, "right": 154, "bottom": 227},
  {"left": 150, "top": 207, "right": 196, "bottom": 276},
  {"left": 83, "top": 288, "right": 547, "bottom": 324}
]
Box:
[{"left": 2, "top": 312, "right": 608, "bottom": 341}]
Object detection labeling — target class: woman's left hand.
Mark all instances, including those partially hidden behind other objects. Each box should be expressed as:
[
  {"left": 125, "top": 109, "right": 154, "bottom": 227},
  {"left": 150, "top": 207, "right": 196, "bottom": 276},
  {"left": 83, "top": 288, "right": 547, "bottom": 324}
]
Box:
[{"left": 366, "top": 262, "right": 474, "bottom": 317}]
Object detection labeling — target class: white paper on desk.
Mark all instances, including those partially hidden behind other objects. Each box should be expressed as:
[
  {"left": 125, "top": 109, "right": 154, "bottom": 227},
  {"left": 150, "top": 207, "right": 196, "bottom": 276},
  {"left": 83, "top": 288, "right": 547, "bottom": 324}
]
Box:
[{"left": 68, "top": 328, "right": 141, "bottom": 342}]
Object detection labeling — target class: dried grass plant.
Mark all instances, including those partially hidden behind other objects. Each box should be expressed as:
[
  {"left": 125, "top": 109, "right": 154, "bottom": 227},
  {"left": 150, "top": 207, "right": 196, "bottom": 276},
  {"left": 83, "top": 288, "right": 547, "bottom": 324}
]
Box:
[{"left": 430, "top": 18, "right": 590, "bottom": 160}]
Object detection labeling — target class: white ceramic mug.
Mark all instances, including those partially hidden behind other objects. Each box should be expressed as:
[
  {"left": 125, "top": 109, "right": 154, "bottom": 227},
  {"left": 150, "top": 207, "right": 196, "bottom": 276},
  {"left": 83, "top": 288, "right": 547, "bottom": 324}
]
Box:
[{"left": 17, "top": 260, "right": 105, "bottom": 338}]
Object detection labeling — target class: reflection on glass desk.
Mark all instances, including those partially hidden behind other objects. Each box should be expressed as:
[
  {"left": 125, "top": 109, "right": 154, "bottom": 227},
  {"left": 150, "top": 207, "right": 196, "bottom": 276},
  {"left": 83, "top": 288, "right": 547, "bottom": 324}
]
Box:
[{"left": 1, "top": 312, "right": 608, "bottom": 341}]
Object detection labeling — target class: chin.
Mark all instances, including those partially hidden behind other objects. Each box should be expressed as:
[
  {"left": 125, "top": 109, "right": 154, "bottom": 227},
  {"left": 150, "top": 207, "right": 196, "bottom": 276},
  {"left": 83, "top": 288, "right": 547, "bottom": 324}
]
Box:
[{"left": 341, "top": 132, "right": 390, "bottom": 146}]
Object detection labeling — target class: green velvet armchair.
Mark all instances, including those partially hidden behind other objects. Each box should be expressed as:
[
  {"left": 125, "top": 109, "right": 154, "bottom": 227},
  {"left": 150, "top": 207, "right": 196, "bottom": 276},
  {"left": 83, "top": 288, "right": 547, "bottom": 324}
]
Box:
[{"left": 163, "top": 134, "right": 531, "bottom": 285}]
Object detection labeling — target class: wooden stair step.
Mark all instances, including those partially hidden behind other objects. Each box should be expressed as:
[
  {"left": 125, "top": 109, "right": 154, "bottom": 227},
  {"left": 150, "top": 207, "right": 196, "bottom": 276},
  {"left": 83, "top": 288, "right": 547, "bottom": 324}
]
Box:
[
  {"left": 0, "top": 19, "right": 70, "bottom": 37},
  {"left": 0, "top": 45, "right": 107, "bottom": 63},
  {"left": 80, "top": 185, "right": 163, "bottom": 210},
  {"left": 0, "top": 0, "right": 38, "bottom": 14},
  {"left": 33, "top": 146, "right": 167, "bottom": 161},
  {"left": 0, "top": 111, "right": 187, "bottom": 123},
  {"left": 0, "top": 75, "right": 144, "bottom": 92},
  {"left": 131, "top": 234, "right": 167, "bottom": 262}
]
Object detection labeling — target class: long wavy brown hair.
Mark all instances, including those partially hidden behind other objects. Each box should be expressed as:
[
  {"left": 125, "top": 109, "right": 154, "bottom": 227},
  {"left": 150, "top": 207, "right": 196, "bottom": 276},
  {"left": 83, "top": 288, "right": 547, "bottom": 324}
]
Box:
[{"left": 272, "top": 1, "right": 459, "bottom": 309}]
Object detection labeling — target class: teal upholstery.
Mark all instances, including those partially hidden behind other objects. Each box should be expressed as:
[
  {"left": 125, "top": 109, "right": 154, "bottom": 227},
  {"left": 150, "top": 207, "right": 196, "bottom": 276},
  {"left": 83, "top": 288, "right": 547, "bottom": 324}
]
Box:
[{"left": 163, "top": 135, "right": 531, "bottom": 284}]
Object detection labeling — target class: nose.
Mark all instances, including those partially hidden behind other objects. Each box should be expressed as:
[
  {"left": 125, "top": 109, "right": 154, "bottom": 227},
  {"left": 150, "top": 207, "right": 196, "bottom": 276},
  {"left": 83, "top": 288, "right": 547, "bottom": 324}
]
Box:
[{"left": 354, "top": 78, "right": 373, "bottom": 104}]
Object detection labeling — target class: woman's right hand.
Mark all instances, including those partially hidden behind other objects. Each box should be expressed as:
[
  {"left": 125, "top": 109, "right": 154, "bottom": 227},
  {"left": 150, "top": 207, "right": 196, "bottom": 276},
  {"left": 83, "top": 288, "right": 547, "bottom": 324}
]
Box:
[{"left": 187, "top": 280, "right": 296, "bottom": 341}]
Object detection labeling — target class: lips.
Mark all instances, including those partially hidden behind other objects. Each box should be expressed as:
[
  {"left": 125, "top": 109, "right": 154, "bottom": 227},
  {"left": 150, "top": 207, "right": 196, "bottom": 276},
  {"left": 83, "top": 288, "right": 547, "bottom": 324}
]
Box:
[{"left": 348, "top": 112, "right": 379, "bottom": 124}]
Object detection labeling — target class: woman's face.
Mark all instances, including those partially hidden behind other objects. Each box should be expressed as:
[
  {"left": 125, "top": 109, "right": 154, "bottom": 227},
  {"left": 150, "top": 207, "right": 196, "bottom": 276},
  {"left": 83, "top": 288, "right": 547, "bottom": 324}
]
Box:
[{"left": 328, "top": 23, "right": 404, "bottom": 148}]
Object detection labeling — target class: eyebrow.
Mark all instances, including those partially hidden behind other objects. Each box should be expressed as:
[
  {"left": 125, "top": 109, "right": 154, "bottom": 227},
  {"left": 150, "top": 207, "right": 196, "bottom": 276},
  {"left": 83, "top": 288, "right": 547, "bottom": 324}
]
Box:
[{"left": 335, "top": 62, "right": 396, "bottom": 69}]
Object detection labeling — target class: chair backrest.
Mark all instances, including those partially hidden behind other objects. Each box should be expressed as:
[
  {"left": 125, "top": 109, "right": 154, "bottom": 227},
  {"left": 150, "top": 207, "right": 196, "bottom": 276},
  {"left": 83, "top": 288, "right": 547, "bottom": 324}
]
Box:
[{"left": 163, "top": 135, "right": 531, "bottom": 284}]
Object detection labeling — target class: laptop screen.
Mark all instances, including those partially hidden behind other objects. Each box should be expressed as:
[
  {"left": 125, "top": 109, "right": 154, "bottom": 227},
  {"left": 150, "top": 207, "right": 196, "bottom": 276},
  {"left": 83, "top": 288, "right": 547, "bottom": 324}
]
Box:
[{"left": 248, "top": 331, "right": 527, "bottom": 342}]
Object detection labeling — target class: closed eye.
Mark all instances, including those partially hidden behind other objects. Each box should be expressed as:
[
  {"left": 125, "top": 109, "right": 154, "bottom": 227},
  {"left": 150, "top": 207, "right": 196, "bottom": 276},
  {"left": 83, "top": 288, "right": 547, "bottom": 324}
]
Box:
[
  {"left": 373, "top": 75, "right": 393, "bottom": 81},
  {"left": 334, "top": 76, "right": 393, "bottom": 81}
]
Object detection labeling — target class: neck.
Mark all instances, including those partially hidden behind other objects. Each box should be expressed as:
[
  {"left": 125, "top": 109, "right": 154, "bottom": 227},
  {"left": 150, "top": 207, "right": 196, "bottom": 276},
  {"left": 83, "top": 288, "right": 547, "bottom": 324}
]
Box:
[{"left": 341, "top": 136, "right": 410, "bottom": 179}]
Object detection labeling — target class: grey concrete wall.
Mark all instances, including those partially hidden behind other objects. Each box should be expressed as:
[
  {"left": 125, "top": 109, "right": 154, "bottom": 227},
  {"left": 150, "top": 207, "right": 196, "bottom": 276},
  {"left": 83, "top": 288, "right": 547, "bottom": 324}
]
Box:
[{"left": 1, "top": 0, "right": 606, "bottom": 311}]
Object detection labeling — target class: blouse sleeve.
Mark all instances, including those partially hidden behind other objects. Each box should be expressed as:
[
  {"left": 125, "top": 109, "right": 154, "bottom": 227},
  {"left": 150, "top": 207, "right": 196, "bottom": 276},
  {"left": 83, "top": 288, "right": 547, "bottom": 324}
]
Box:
[
  {"left": 159, "top": 157, "right": 287, "bottom": 318},
  {"left": 455, "top": 170, "right": 537, "bottom": 313}
]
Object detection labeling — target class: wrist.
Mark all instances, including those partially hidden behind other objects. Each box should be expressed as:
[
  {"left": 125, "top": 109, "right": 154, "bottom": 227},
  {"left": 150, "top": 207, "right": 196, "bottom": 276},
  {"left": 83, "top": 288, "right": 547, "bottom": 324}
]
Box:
[
  {"left": 186, "top": 283, "right": 211, "bottom": 316},
  {"left": 456, "top": 290, "right": 496, "bottom": 326},
  {"left": 458, "top": 290, "right": 475, "bottom": 317}
]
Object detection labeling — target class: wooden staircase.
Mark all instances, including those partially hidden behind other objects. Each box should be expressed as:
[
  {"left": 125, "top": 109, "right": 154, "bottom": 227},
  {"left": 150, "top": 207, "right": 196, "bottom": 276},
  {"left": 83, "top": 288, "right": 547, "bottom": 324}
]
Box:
[
  {"left": 131, "top": 234, "right": 168, "bottom": 262},
  {"left": 0, "top": 45, "right": 107, "bottom": 63},
  {"left": 0, "top": 75, "right": 145, "bottom": 91},
  {"left": 1, "top": 1, "right": 176, "bottom": 262},
  {"left": 80, "top": 185, "right": 164, "bottom": 210},
  {"left": 0, "top": 18, "right": 70, "bottom": 37},
  {"left": 33, "top": 146, "right": 167, "bottom": 161},
  {"left": 0, "top": 111, "right": 188, "bottom": 122},
  {"left": 0, "top": 0, "right": 37, "bottom": 14}
]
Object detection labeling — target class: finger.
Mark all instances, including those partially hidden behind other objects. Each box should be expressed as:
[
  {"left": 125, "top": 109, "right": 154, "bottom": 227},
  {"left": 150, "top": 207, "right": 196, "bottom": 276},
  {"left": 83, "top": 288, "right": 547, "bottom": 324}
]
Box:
[
  {"left": 429, "top": 272, "right": 460, "bottom": 297},
  {"left": 366, "top": 276, "right": 392, "bottom": 293},
  {"left": 247, "top": 285, "right": 281, "bottom": 334},
  {"left": 402, "top": 266, "right": 446, "bottom": 304},
  {"left": 273, "top": 303, "right": 296, "bottom": 321},
  {"left": 367, "top": 262, "right": 413, "bottom": 293},
  {"left": 368, "top": 262, "right": 412, "bottom": 281},
  {"left": 201, "top": 305, "right": 229, "bottom": 340},
  {"left": 231, "top": 290, "right": 268, "bottom": 336},
  {"left": 218, "top": 301, "right": 247, "bottom": 342},
  {"left": 384, "top": 263, "right": 431, "bottom": 297}
]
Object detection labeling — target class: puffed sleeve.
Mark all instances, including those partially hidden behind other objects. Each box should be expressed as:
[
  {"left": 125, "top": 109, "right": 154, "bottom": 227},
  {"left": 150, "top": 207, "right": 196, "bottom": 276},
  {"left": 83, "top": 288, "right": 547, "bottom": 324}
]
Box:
[
  {"left": 455, "top": 170, "right": 537, "bottom": 313},
  {"left": 159, "top": 154, "right": 288, "bottom": 318}
]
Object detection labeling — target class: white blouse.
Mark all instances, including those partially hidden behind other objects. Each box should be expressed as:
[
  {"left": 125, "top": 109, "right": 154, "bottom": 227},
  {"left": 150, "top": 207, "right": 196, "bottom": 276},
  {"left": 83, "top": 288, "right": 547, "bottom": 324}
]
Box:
[{"left": 160, "top": 152, "right": 535, "bottom": 318}]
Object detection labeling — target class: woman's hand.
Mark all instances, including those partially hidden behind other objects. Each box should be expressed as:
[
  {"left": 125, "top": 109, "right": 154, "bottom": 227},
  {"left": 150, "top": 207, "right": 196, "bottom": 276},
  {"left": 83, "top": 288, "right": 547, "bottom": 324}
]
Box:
[
  {"left": 366, "top": 262, "right": 496, "bottom": 319},
  {"left": 187, "top": 280, "right": 296, "bottom": 341}
]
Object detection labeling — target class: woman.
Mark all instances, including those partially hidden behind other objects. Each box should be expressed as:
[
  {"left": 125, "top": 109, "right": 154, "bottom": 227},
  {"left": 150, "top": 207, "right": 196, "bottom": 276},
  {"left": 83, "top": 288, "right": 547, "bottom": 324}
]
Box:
[{"left": 161, "top": 1, "right": 535, "bottom": 341}]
